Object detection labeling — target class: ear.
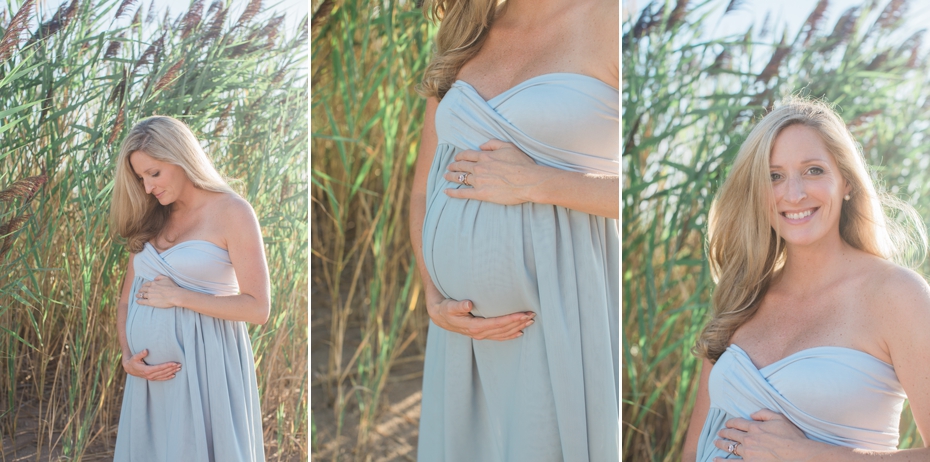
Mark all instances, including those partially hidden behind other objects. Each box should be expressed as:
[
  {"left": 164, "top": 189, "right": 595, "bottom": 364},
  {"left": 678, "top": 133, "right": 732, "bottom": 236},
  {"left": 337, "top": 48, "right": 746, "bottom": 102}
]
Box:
[{"left": 843, "top": 179, "right": 852, "bottom": 197}]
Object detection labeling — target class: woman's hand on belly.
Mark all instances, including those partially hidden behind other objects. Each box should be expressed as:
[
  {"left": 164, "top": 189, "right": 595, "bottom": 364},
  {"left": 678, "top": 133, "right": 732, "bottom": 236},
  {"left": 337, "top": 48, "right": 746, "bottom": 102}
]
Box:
[
  {"left": 428, "top": 295, "right": 536, "bottom": 341},
  {"left": 136, "top": 275, "right": 182, "bottom": 308},
  {"left": 713, "top": 409, "right": 822, "bottom": 461},
  {"left": 122, "top": 349, "right": 181, "bottom": 381},
  {"left": 443, "top": 140, "right": 540, "bottom": 205}
]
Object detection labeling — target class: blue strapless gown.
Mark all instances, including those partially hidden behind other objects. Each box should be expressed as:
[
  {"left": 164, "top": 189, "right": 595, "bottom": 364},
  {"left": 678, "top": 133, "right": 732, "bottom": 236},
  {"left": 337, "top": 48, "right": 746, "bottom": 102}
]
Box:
[
  {"left": 418, "top": 73, "right": 620, "bottom": 461},
  {"left": 114, "top": 241, "right": 264, "bottom": 462},
  {"left": 697, "top": 344, "right": 906, "bottom": 461}
]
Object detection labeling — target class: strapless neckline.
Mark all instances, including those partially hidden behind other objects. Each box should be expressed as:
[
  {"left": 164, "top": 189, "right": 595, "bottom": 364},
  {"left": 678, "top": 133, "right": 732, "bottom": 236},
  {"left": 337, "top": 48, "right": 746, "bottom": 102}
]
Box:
[
  {"left": 145, "top": 239, "right": 228, "bottom": 256},
  {"left": 726, "top": 344, "right": 894, "bottom": 374},
  {"left": 453, "top": 72, "right": 619, "bottom": 104}
]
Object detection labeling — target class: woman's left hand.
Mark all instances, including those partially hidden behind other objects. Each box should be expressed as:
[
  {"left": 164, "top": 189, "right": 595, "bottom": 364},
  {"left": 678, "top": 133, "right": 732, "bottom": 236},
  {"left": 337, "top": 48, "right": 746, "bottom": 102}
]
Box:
[
  {"left": 444, "top": 139, "right": 543, "bottom": 205},
  {"left": 713, "top": 409, "right": 820, "bottom": 461},
  {"left": 136, "top": 275, "right": 181, "bottom": 308}
]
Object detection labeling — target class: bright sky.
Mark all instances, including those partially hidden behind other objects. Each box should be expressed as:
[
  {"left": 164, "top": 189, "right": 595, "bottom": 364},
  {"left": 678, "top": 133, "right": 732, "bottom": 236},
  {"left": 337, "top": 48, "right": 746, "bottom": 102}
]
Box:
[{"left": 623, "top": 0, "right": 930, "bottom": 45}]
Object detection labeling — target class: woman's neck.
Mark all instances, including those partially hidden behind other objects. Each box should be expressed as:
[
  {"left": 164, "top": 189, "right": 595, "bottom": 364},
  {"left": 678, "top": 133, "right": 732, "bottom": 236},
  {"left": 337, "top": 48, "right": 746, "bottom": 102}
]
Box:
[{"left": 777, "top": 235, "right": 854, "bottom": 292}]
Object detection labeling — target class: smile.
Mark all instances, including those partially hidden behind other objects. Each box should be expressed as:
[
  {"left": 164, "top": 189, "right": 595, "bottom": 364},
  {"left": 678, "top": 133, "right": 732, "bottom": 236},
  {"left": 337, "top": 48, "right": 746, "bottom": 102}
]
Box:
[{"left": 781, "top": 208, "right": 818, "bottom": 220}]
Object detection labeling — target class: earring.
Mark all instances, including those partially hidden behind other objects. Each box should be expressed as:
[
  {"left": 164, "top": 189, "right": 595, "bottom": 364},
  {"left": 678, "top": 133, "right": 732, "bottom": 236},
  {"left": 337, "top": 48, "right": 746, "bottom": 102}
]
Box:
[{"left": 844, "top": 194, "right": 850, "bottom": 201}]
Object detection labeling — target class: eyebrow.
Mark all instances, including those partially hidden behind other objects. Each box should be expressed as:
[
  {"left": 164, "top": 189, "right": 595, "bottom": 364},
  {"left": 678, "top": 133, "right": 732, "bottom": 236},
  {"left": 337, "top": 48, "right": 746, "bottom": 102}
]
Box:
[{"left": 769, "top": 158, "right": 828, "bottom": 168}]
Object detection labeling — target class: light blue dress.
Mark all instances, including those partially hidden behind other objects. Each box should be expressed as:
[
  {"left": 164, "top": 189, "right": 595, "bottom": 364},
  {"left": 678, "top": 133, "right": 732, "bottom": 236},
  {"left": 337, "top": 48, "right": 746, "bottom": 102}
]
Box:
[
  {"left": 115, "top": 241, "right": 264, "bottom": 462},
  {"left": 418, "top": 73, "right": 620, "bottom": 461},
  {"left": 697, "top": 344, "right": 906, "bottom": 461}
]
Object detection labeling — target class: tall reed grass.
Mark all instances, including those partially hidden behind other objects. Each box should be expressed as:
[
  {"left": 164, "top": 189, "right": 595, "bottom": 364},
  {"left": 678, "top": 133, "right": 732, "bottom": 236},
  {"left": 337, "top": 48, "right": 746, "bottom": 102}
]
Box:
[
  {"left": 624, "top": 0, "right": 930, "bottom": 459},
  {"left": 0, "top": 0, "right": 307, "bottom": 459},
  {"left": 311, "top": 0, "right": 434, "bottom": 458}
]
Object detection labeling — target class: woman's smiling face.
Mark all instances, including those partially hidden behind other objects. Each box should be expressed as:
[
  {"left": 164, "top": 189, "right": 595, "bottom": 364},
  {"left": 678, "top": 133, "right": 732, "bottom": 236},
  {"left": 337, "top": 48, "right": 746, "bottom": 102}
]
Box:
[
  {"left": 129, "top": 150, "right": 189, "bottom": 205},
  {"left": 769, "top": 124, "right": 851, "bottom": 247}
]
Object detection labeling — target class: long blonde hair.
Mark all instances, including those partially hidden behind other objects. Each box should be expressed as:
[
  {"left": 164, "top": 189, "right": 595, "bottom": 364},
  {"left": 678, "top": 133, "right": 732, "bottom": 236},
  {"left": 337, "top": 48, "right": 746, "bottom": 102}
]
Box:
[
  {"left": 109, "top": 116, "right": 236, "bottom": 253},
  {"left": 696, "top": 97, "right": 927, "bottom": 362},
  {"left": 418, "top": 0, "right": 502, "bottom": 99}
]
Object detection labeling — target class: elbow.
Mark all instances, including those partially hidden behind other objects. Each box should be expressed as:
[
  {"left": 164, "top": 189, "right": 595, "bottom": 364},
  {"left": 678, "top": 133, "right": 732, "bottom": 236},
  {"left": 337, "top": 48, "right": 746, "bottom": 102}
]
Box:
[{"left": 254, "top": 301, "right": 271, "bottom": 325}]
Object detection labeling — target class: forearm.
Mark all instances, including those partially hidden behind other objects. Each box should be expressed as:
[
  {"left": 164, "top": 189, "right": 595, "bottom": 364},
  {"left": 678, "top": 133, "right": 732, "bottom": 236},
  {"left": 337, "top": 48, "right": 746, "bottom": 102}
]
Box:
[
  {"left": 525, "top": 166, "right": 619, "bottom": 219},
  {"left": 116, "top": 302, "right": 131, "bottom": 358},
  {"left": 173, "top": 290, "right": 269, "bottom": 324}
]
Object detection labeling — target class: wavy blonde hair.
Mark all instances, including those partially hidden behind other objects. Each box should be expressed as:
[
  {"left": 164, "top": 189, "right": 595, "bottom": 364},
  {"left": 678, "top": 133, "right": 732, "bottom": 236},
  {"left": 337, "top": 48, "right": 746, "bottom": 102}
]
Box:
[
  {"left": 695, "top": 97, "right": 927, "bottom": 362},
  {"left": 418, "top": 0, "right": 503, "bottom": 99},
  {"left": 109, "top": 116, "right": 236, "bottom": 253}
]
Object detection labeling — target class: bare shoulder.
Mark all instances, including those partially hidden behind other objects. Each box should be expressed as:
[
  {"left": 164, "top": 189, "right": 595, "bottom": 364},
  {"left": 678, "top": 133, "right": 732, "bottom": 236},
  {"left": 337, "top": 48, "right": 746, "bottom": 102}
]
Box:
[
  {"left": 579, "top": 0, "right": 619, "bottom": 85},
  {"left": 864, "top": 257, "right": 930, "bottom": 333},
  {"left": 208, "top": 193, "right": 261, "bottom": 247}
]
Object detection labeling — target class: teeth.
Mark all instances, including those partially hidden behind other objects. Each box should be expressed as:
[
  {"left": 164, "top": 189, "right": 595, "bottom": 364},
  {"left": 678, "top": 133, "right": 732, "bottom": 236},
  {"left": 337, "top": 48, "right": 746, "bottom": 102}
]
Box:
[{"left": 785, "top": 209, "right": 813, "bottom": 220}]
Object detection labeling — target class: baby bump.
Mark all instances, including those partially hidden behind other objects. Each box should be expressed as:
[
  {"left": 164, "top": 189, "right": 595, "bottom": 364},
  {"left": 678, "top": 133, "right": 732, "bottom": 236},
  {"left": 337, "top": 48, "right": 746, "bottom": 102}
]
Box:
[
  {"left": 425, "top": 195, "right": 538, "bottom": 318},
  {"left": 126, "top": 277, "right": 184, "bottom": 365}
]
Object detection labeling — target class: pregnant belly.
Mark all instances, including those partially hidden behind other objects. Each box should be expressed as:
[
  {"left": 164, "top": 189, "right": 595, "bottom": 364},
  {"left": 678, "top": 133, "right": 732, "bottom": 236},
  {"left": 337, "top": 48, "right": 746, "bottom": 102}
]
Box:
[
  {"left": 126, "top": 277, "right": 184, "bottom": 365},
  {"left": 425, "top": 195, "right": 539, "bottom": 318}
]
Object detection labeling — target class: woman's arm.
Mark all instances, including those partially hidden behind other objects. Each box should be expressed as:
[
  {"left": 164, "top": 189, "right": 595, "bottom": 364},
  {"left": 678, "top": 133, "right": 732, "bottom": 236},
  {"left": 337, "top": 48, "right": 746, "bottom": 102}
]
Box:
[
  {"left": 136, "top": 197, "right": 271, "bottom": 325},
  {"left": 118, "top": 253, "right": 181, "bottom": 380},
  {"left": 444, "top": 140, "right": 619, "bottom": 219},
  {"left": 410, "top": 97, "right": 534, "bottom": 341},
  {"left": 682, "top": 358, "right": 714, "bottom": 462}
]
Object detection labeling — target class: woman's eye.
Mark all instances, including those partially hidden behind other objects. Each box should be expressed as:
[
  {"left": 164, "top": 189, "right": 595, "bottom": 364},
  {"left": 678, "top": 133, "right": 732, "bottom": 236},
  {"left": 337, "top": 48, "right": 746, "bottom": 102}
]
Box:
[
  {"left": 808, "top": 166, "right": 824, "bottom": 175},
  {"left": 770, "top": 172, "right": 782, "bottom": 181},
  {"left": 152, "top": 172, "right": 160, "bottom": 177}
]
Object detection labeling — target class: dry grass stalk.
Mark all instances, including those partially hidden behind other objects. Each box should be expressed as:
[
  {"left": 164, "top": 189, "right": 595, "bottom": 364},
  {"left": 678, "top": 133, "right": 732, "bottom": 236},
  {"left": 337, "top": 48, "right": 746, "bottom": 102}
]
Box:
[
  {"left": 235, "top": 0, "right": 263, "bottom": 30},
  {"left": 0, "top": 175, "right": 48, "bottom": 204},
  {"left": 801, "top": 0, "right": 829, "bottom": 46},
  {"left": 206, "top": 0, "right": 223, "bottom": 18},
  {"left": 757, "top": 34, "right": 790, "bottom": 84},
  {"left": 146, "top": 0, "right": 156, "bottom": 24},
  {"left": 204, "top": 6, "right": 227, "bottom": 42},
  {"left": 181, "top": 0, "right": 205, "bottom": 39},
  {"left": 28, "top": 0, "right": 78, "bottom": 45},
  {"left": 0, "top": 0, "right": 34, "bottom": 63},
  {"left": 903, "top": 29, "right": 924, "bottom": 68},
  {"left": 724, "top": 0, "right": 746, "bottom": 15},
  {"left": 876, "top": 0, "right": 907, "bottom": 30},
  {"left": 668, "top": 0, "right": 690, "bottom": 30},
  {"left": 105, "top": 33, "right": 124, "bottom": 59},
  {"left": 109, "top": 105, "right": 125, "bottom": 144},
  {"left": 823, "top": 7, "right": 859, "bottom": 53},
  {"left": 132, "top": 5, "right": 142, "bottom": 27},
  {"left": 311, "top": 0, "right": 334, "bottom": 29},
  {"left": 115, "top": 0, "right": 137, "bottom": 19},
  {"left": 154, "top": 58, "right": 184, "bottom": 92},
  {"left": 109, "top": 67, "right": 128, "bottom": 105}
]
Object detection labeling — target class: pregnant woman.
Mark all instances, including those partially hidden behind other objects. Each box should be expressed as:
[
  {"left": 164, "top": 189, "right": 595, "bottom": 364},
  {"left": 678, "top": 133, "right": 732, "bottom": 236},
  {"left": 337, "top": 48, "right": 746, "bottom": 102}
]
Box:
[
  {"left": 109, "top": 116, "right": 269, "bottom": 461},
  {"left": 409, "top": 0, "right": 619, "bottom": 460},
  {"left": 682, "top": 99, "right": 930, "bottom": 461}
]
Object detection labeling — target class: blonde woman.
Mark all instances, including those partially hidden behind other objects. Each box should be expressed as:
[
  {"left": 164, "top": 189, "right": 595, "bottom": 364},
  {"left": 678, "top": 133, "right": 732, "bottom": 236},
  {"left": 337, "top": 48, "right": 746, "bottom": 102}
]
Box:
[
  {"left": 110, "top": 116, "right": 268, "bottom": 461},
  {"left": 409, "top": 0, "right": 619, "bottom": 460},
  {"left": 682, "top": 99, "right": 930, "bottom": 461}
]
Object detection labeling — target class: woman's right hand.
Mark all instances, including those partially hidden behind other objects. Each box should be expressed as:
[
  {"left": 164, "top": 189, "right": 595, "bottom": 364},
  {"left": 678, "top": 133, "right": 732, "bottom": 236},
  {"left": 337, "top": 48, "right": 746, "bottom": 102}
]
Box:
[
  {"left": 122, "top": 349, "right": 181, "bottom": 381},
  {"left": 428, "top": 297, "right": 536, "bottom": 341}
]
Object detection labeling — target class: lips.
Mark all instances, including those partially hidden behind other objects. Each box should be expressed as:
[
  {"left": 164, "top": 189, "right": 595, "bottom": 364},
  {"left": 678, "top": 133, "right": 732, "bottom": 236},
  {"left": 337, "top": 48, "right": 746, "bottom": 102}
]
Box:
[{"left": 780, "top": 207, "right": 818, "bottom": 221}]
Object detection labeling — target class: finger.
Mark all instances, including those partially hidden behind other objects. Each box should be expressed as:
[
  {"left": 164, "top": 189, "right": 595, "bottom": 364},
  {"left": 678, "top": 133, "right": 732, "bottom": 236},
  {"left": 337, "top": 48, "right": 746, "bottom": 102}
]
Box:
[
  {"left": 445, "top": 187, "right": 478, "bottom": 199},
  {"left": 445, "top": 161, "right": 476, "bottom": 173},
  {"left": 717, "top": 428, "right": 745, "bottom": 443},
  {"left": 131, "top": 349, "right": 149, "bottom": 361},
  {"left": 712, "top": 438, "right": 738, "bottom": 454},
  {"left": 454, "top": 312, "right": 534, "bottom": 338},
  {"left": 454, "top": 150, "right": 482, "bottom": 162},
  {"left": 147, "top": 369, "right": 178, "bottom": 381},
  {"left": 479, "top": 139, "right": 511, "bottom": 151},
  {"left": 443, "top": 172, "right": 476, "bottom": 185},
  {"left": 484, "top": 319, "right": 535, "bottom": 341},
  {"left": 750, "top": 408, "right": 782, "bottom": 421},
  {"left": 154, "top": 275, "right": 166, "bottom": 281},
  {"left": 725, "top": 417, "right": 753, "bottom": 431}
]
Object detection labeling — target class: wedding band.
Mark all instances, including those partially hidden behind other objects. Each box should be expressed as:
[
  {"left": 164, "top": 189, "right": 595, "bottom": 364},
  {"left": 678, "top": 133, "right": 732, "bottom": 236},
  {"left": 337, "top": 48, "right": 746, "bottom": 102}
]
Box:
[
  {"left": 143, "top": 293, "right": 148, "bottom": 299},
  {"left": 734, "top": 442, "right": 741, "bottom": 456},
  {"left": 462, "top": 172, "right": 471, "bottom": 186},
  {"left": 727, "top": 442, "right": 736, "bottom": 454}
]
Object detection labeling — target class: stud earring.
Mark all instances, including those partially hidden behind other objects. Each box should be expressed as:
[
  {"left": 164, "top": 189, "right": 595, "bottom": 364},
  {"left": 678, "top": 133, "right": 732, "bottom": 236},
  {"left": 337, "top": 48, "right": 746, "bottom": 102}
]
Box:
[{"left": 844, "top": 194, "right": 850, "bottom": 201}]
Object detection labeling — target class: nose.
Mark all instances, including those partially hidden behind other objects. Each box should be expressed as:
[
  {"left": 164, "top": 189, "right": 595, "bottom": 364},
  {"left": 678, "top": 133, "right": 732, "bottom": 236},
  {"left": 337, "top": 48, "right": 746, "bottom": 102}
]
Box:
[
  {"left": 784, "top": 174, "right": 807, "bottom": 203},
  {"left": 143, "top": 177, "right": 154, "bottom": 194}
]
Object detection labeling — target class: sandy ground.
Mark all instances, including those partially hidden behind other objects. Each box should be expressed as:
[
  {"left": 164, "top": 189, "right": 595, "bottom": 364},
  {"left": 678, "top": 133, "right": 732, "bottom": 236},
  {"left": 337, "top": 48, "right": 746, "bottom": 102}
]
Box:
[{"left": 311, "top": 307, "right": 425, "bottom": 462}]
